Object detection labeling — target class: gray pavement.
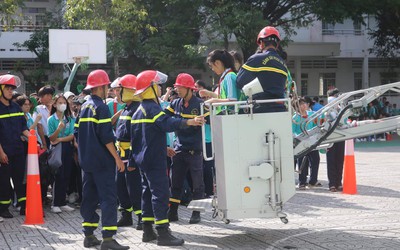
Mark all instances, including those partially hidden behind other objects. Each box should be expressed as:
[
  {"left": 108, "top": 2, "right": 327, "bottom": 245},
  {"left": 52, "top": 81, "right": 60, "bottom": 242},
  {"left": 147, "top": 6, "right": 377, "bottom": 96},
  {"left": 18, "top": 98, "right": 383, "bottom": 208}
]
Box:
[{"left": 1, "top": 141, "right": 400, "bottom": 250}]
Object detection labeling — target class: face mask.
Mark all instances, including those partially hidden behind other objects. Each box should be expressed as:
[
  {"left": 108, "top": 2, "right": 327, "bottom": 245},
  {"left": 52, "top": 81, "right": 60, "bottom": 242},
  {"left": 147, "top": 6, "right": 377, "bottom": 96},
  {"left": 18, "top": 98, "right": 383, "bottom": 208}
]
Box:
[{"left": 57, "top": 104, "right": 67, "bottom": 113}]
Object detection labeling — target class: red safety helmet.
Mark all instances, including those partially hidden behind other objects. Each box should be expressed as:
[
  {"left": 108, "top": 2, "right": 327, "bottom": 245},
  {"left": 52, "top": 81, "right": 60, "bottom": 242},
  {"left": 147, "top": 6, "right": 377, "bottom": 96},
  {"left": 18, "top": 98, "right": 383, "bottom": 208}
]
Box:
[
  {"left": 0, "top": 74, "right": 21, "bottom": 88},
  {"left": 135, "top": 70, "right": 168, "bottom": 94},
  {"left": 85, "top": 69, "right": 110, "bottom": 90},
  {"left": 119, "top": 74, "right": 137, "bottom": 90},
  {"left": 173, "top": 73, "right": 196, "bottom": 90},
  {"left": 257, "top": 26, "right": 281, "bottom": 46}
]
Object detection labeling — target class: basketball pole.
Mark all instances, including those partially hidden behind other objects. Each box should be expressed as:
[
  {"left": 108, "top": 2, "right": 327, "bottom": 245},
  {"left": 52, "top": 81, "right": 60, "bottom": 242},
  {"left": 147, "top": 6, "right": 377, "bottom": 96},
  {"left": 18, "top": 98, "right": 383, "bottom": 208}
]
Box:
[{"left": 63, "top": 57, "right": 82, "bottom": 93}]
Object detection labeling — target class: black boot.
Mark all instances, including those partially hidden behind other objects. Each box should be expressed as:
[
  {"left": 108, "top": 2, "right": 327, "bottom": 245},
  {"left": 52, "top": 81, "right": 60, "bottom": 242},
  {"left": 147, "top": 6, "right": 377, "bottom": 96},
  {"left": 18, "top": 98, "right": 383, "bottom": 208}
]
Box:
[
  {"left": 100, "top": 238, "right": 129, "bottom": 250},
  {"left": 0, "top": 209, "right": 13, "bottom": 218},
  {"left": 135, "top": 214, "right": 143, "bottom": 230},
  {"left": 19, "top": 203, "right": 26, "bottom": 216},
  {"left": 156, "top": 227, "right": 184, "bottom": 246},
  {"left": 167, "top": 203, "right": 179, "bottom": 222},
  {"left": 117, "top": 211, "right": 133, "bottom": 227},
  {"left": 142, "top": 223, "right": 157, "bottom": 242},
  {"left": 83, "top": 235, "right": 101, "bottom": 248},
  {"left": 189, "top": 211, "right": 201, "bottom": 224}
]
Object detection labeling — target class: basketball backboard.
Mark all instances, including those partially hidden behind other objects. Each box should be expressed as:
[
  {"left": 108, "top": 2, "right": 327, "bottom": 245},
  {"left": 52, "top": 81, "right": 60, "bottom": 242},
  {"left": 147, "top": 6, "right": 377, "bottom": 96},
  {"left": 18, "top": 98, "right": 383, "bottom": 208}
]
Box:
[{"left": 49, "top": 29, "right": 106, "bottom": 64}]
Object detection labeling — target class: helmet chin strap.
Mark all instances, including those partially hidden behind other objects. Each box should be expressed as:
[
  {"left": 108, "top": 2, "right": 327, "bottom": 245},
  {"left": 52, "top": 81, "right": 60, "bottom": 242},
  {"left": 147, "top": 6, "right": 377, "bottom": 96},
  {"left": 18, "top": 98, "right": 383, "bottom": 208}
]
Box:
[{"left": 151, "top": 84, "right": 160, "bottom": 106}]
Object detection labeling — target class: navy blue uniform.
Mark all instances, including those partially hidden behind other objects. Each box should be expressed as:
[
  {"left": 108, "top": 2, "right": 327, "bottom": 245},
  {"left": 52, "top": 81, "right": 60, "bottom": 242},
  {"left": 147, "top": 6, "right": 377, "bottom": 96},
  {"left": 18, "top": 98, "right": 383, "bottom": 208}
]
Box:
[
  {"left": 129, "top": 99, "right": 188, "bottom": 228},
  {"left": 165, "top": 96, "right": 205, "bottom": 204},
  {"left": 74, "top": 95, "right": 117, "bottom": 238},
  {"left": 115, "top": 101, "right": 142, "bottom": 216},
  {"left": 0, "top": 101, "right": 27, "bottom": 213},
  {"left": 237, "top": 48, "right": 288, "bottom": 113}
]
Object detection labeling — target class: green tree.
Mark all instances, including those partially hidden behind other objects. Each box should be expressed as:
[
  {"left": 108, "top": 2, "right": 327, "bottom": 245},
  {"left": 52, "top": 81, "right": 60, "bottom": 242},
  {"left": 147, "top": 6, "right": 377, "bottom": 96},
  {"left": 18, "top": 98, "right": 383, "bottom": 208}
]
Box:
[
  {"left": 202, "top": 0, "right": 400, "bottom": 61},
  {"left": 13, "top": 11, "right": 64, "bottom": 92},
  {"left": 130, "top": 0, "right": 206, "bottom": 73},
  {"left": 64, "top": 0, "right": 152, "bottom": 77},
  {"left": 0, "top": 0, "right": 25, "bottom": 29},
  {"left": 64, "top": 0, "right": 206, "bottom": 76},
  {"left": 369, "top": 4, "right": 400, "bottom": 58}
]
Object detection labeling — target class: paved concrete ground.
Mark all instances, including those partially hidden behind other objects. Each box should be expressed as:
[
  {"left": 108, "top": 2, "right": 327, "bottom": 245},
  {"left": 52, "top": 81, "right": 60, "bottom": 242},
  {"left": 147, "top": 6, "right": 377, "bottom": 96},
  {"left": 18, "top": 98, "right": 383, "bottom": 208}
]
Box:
[{"left": 1, "top": 139, "right": 400, "bottom": 250}]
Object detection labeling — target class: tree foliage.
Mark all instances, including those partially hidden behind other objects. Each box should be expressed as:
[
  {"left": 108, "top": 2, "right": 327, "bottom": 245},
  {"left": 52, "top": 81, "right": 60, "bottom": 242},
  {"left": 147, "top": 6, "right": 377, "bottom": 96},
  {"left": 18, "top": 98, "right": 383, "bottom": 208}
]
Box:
[
  {"left": 369, "top": 3, "right": 400, "bottom": 58},
  {"left": 0, "top": 0, "right": 25, "bottom": 29},
  {"left": 13, "top": 11, "right": 64, "bottom": 91}
]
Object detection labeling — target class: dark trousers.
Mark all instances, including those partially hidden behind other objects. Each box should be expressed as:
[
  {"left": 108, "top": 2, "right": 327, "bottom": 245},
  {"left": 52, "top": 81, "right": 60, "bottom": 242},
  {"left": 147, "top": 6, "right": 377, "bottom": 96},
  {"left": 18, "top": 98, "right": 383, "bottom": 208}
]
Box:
[
  {"left": 253, "top": 103, "right": 286, "bottom": 113},
  {"left": 298, "top": 150, "right": 320, "bottom": 185},
  {"left": 68, "top": 149, "right": 82, "bottom": 201},
  {"left": 81, "top": 168, "right": 117, "bottom": 238},
  {"left": 140, "top": 164, "right": 170, "bottom": 228},
  {"left": 203, "top": 143, "right": 215, "bottom": 196},
  {"left": 171, "top": 151, "right": 204, "bottom": 201},
  {"left": 0, "top": 153, "right": 26, "bottom": 212},
  {"left": 53, "top": 142, "right": 73, "bottom": 207},
  {"left": 117, "top": 163, "right": 142, "bottom": 214},
  {"left": 326, "top": 141, "right": 345, "bottom": 188}
]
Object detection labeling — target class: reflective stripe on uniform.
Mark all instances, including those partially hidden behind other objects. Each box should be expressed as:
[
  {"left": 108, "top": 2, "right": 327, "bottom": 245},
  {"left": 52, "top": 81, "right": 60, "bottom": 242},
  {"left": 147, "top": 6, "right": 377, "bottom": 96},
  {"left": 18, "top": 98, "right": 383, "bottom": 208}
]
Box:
[
  {"left": 0, "top": 112, "right": 24, "bottom": 119},
  {"left": 131, "top": 111, "right": 164, "bottom": 124},
  {"left": 0, "top": 199, "right": 12, "bottom": 205},
  {"left": 125, "top": 207, "right": 133, "bottom": 212},
  {"left": 166, "top": 107, "right": 175, "bottom": 113},
  {"left": 119, "top": 115, "right": 132, "bottom": 120},
  {"left": 74, "top": 123, "right": 79, "bottom": 128},
  {"left": 155, "top": 219, "right": 169, "bottom": 225},
  {"left": 142, "top": 217, "right": 155, "bottom": 222},
  {"left": 79, "top": 117, "right": 112, "bottom": 124},
  {"left": 181, "top": 113, "right": 196, "bottom": 118},
  {"left": 134, "top": 209, "right": 142, "bottom": 215},
  {"left": 18, "top": 197, "right": 26, "bottom": 202},
  {"left": 169, "top": 198, "right": 180, "bottom": 204},
  {"left": 82, "top": 222, "right": 99, "bottom": 227},
  {"left": 103, "top": 226, "right": 117, "bottom": 231},
  {"left": 242, "top": 64, "right": 288, "bottom": 77}
]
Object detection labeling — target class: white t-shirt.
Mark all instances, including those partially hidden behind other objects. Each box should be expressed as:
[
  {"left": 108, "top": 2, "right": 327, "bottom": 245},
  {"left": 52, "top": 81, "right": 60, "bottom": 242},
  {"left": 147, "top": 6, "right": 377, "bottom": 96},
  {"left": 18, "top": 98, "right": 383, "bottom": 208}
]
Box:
[{"left": 33, "top": 104, "right": 51, "bottom": 136}]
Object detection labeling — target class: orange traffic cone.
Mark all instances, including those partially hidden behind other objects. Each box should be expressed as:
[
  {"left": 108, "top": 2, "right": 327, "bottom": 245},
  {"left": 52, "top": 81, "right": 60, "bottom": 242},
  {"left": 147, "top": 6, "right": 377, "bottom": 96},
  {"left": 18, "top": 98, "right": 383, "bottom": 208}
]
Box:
[
  {"left": 342, "top": 139, "right": 357, "bottom": 194},
  {"left": 24, "top": 129, "right": 44, "bottom": 225}
]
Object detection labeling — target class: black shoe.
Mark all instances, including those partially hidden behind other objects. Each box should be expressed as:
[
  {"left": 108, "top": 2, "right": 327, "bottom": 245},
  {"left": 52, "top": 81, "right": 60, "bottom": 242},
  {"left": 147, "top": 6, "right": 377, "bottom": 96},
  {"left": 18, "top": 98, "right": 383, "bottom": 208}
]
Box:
[
  {"left": 19, "top": 204, "right": 26, "bottom": 216},
  {"left": 136, "top": 222, "right": 143, "bottom": 230},
  {"left": 142, "top": 224, "right": 157, "bottom": 242},
  {"left": 83, "top": 235, "right": 101, "bottom": 248},
  {"left": 156, "top": 227, "right": 184, "bottom": 246},
  {"left": 0, "top": 210, "right": 13, "bottom": 218},
  {"left": 117, "top": 211, "right": 133, "bottom": 227},
  {"left": 100, "top": 239, "right": 129, "bottom": 250},
  {"left": 136, "top": 214, "right": 143, "bottom": 230},
  {"left": 189, "top": 211, "right": 201, "bottom": 224},
  {"left": 167, "top": 203, "right": 179, "bottom": 222}
]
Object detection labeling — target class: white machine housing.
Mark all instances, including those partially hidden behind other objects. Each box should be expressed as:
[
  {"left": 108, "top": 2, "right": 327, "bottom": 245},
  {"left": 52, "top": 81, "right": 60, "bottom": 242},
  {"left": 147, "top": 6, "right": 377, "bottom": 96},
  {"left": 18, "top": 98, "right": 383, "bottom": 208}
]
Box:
[{"left": 212, "top": 105, "right": 295, "bottom": 220}]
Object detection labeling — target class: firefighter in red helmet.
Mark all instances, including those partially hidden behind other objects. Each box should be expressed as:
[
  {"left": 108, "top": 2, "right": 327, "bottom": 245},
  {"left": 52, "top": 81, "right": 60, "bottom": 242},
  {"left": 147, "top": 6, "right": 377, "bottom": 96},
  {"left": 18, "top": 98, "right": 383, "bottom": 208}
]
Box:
[
  {"left": 74, "top": 69, "right": 129, "bottom": 250},
  {"left": 165, "top": 73, "right": 208, "bottom": 224},
  {"left": 237, "top": 26, "right": 289, "bottom": 113},
  {"left": 0, "top": 74, "right": 31, "bottom": 220},
  {"left": 113, "top": 74, "right": 144, "bottom": 230},
  {"left": 129, "top": 70, "right": 204, "bottom": 246}
]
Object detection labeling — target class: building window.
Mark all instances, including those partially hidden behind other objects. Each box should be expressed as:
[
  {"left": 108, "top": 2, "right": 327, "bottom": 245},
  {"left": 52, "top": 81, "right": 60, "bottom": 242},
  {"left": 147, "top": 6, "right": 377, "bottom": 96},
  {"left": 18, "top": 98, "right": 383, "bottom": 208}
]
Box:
[
  {"left": 322, "top": 21, "right": 335, "bottom": 35},
  {"left": 354, "top": 72, "right": 362, "bottom": 90},
  {"left": 22, "top": 8, "right": 47, "bottom": 14},
  {"left": 380, "top": 72, "right": 398, "bottom": 85},
  {"left": 301, "top": 73, "right": 308, "bottom": 96},
  {"left": 319, "top": 73, "right": 336, "bottom": 95},
  {"left": 353, "top": 20, "right": 362, "bottom": 36}
]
